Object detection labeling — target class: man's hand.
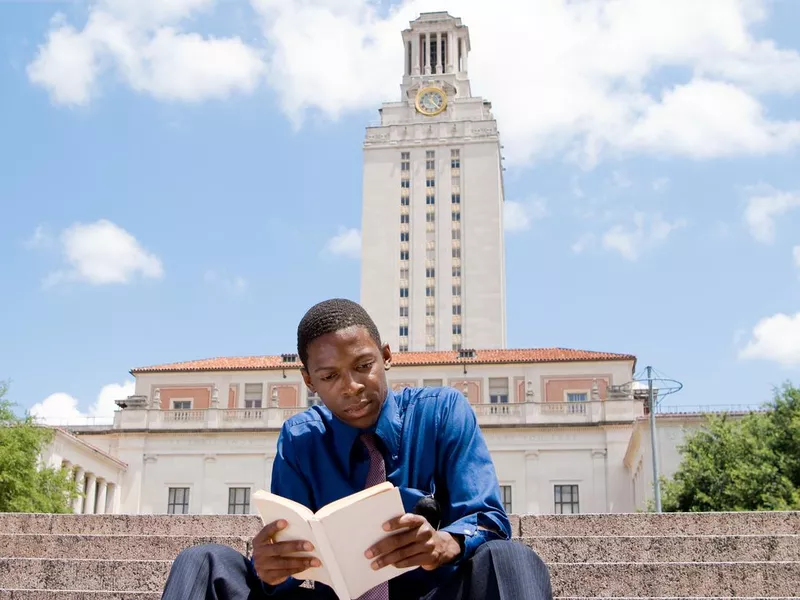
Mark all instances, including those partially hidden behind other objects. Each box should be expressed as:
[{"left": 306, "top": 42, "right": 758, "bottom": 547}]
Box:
[
  {"left": 364, "top": 513, "right": 462, "bottom": 572},
  {"left": 252, "top": 520, "right": 322, "bottom": 586}
]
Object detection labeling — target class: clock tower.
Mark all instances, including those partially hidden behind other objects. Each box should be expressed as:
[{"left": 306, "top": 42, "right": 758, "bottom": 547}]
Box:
[{"left": 360, "top": 11, "right": 507, "bottom": 353}]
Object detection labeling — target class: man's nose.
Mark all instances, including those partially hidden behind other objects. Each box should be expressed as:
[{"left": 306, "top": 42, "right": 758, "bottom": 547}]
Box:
[{"left": 342, "top": 371, "right": 366, "bottom": 397}]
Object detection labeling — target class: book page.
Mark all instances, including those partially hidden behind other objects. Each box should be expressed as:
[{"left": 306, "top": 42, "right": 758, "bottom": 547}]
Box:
[
  {"left": 317, "top": 485, "right": 416, "bottom": 599},
  {"left": 251, "top": 491, "right": 333, "bottom": 588}
]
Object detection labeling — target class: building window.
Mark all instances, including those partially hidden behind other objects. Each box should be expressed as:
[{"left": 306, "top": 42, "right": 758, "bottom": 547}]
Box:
[
  {"left": 489, "top": 378, "right": 509, "bottom": 404},
  {"left": 452, "top": 247, "right": 461, "bottom": 259},
  {"left": 426, "top": 267, "right": 435, "bottom": 277},
  {"left": 452, "top": 229, "right": 461, "bottom": 240},
  {"left": 228, "top": 487, "right": 251, "bottom": 515},
  {"left": 451, "top": 150, "right": 461, "bottom": 169},
  {"left": 453, "top": 342, "right": 462, "bottom": 351},
  {"left": 423, "top": 379, "right": 443, "bottom": 388},
  {"left": 401, "top": 180, "right": 410, "bottom": 188},
  {"left": 426, "top": 324, "right": 435, "bottom": 336},
  {"left": 401, "top": 195, "right": 410, "bottom": 205},
  {"left": 452, "top": 266, "right": 461, "bottom": 277},
  {"left": 167, "top": 487, "right": 190, "bottom": 514},
  {"left": 426, "top": 150, "right": 435, "bottom": 169},
  {"left": 400, "top": 287, "right": 409, "bottom": 298},
  {"left": 399, "top": 343, "right": 408, "bottom": 352},
  {"left": 500, "top": 485, "right": 512, "bottom": 513},
  {"left": 172, "top": 400, "right": 191, "bottom": 410},
  {"left": 401, "top": 151, "right": 410, "bottom": 160},
  {"left": 400, "top": 213, "right": 409, "bottom": 223},
  {"left": 426, "top": 212, "right": 435, "bottom": 222},
  {"left": 566, "top": 392, "right": 588, "bottom": 403},
  {"left": 426, "top": 196, "right": 435, "bottom": 205},
  {"left": 399, "top": 306, "right": 409, "bottom": 317},
  {"left": 452, "top": 285, "right": 461, "bottom": 295},
  {"left": 401, "top": 152, "right": 410, "bottom": 171},
  {"left": 452, "top": 304, "right": 461, "bottom": 315},
  {"left": 426, "top": 305, "right": 435, "bottom": 317},
  {"left": 452, "top": 324, "right": 462, "bottom": 335},
  {"left": 426, "top": 178, "right": 435, "bottom": 188},
  {"left": 554, "top": 485, "right": 580, "bottom": 514},
  {"left": 426, "top": 286, "right": 435, "bottom": 297},
  {"left": 400, "top": 232, "right": 409, "bottom": 242},
  {"left": 244, "top": 384, "right": 262, "bottom": 409},
  {"left": 452, "top": 211, "right": 461, "bottom": 221},
  {"left": 400, "top": 268, "right": 409, "bottom": 280},
  {"left": 399, "top": 326, "right": 409, "bottom": 336},
  {"left": 400, "top": 250, "right": 409, "bottom": 260},
  {"left": 452, "top": 193, "right": 460, "bottom": 204}
]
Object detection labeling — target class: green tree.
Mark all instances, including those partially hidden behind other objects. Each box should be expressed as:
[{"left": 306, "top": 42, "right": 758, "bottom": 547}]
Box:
[
  {"left": 661, "top": 383, "right": 800, "bottom": 512},
  {"left": 0, "top": 381, "right": 79, "bottom": 512}
]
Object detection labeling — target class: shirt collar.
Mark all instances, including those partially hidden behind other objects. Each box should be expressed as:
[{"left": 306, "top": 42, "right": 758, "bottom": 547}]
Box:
[{"left": 329, "top": 389, "right": 402, "bottom": 475}]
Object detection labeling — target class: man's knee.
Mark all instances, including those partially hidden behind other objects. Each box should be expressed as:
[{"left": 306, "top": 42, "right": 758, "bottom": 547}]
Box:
[
  {"left": 475, "top": 539, "right": 549, "bottom": 572},
  {"left": 173, "top": 543, "right": 241, "bottom": 568}
]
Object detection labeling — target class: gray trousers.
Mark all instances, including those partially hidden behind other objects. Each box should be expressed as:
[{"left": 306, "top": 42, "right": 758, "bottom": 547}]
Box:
[{"left": 161, "top": 539, "right": 553, "bottom": 600}]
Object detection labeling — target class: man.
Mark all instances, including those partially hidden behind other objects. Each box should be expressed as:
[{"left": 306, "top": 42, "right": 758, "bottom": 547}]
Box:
[{"left": 162, "top": 299, "right": 553, "bottom": 600}]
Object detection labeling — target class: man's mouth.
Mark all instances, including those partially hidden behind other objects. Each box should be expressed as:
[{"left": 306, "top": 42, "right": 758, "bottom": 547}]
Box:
[{"left": 344, "top": 398, "right": 373, "bottom": 417}]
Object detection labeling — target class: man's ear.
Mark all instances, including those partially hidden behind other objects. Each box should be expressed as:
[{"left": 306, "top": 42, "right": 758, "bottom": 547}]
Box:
[
  {"left": 301, "top": 368, "right": 315, "bottom": 393},
  {"left": 381, "top": 343, "right": 392, "bottom": 370}
]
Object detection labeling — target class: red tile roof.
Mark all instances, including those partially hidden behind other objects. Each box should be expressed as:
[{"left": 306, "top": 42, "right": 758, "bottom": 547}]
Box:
[{"left": 131, "top": 348, "right": 636, "bottom": 374}]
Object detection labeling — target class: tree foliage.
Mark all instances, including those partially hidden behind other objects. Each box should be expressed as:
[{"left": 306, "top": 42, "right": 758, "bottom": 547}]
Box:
[
  {"left": 661, "top": 383, "right": 800, "bottom": 512},
  {"left": 0, "top": 381, "right": 78, "bottom": 513}
]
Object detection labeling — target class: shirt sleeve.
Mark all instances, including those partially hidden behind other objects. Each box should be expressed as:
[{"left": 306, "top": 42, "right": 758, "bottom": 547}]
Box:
[
  {"left": 253, "top": 422, "right": 314, "bottom": 597},
  {"left": 436, "top": 389, "right": 512, "bottom": 562}
]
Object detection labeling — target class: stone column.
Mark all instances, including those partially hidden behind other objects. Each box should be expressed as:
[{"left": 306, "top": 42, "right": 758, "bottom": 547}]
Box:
[
  {"left": 412, "top": 36, "right": 420, "bottom": 76},
  {"left": 425, "top": 33, "right": 431, "bottom": 75},
  {"left": 524, "top": 451, "right": 540, "bottom": 514},
  {"left": 436, "top": 32, "right": 442, "bottom": 74},
  {"left": 447, "top": 32, "right": 455, "bottom": 73},
  {"left": 72, "top": 467, "right": 85, "bottom": 514},
  {"left": 105, "top": 483, "right": 117, "bottom": 514},
  {"left": 592, "top": 449, "right": 608, "bottom": 512},
  {"left": 95, "top": 479, "right": 108, "bottom": 515},
  {"left": 83, "top": 473, "right": 97, "bottom": 514}
]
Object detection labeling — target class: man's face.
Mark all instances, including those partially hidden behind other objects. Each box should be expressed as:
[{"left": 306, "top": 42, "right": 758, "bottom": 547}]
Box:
[{"left": 302, "top": 325, "right": 391, "bottom": 429}]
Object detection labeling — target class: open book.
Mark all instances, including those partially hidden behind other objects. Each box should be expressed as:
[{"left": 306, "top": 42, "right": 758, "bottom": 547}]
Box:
[{"left": 252, "top": 482, "right": 416, "bottom": 600}]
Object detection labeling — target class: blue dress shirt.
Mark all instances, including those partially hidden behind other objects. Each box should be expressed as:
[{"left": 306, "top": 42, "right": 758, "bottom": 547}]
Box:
[{"left": 260, "top": 386, "right": 511, "bottom": 597}]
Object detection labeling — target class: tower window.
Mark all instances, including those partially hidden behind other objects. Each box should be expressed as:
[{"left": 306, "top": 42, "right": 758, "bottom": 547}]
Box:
[
  {"left": 452, "top": 266, "right": 461, "bottom": 277},
  {"left": 400, "top": 214, "right": 409, "bottom": 223},
  {"left": 426, "top": 305, "right": 435, "bottom": 317},
  {"left": 399, "top": 306, "right": 408, "bottom": 317},
  {"left": 426, "top": 212, "right": 435, "bottom": 223},
  {"left": 426, "top": 179, "right": 435, "bottom": 188},
  {"left": 452, "top": 211, "right": 461, "bottom": 221},
  {"left": 401, "top": 196, "right": 409, "bottom": 206},
  {"left": 452, "top": 229, "right": 460, "bottom": 240},
  {"left": 399, "top": 326, "right": 408, "bottom": 337},
  {"left": 452, "top": 194, "right": 460, "bottom": 204},
  {"left": 453, "top": 304, "right": 461, "bottom": 315},
  {"left": 452, "top": 324, "right": 462, "bottom": 335},
  {"left": 401, "top": 180, "right": 410, "bottom": 188},
  {"left": 451, "top": 150, "right": 460, "bottom": 168},
  {"left": 426, "top": 286, "right": 435, "bottom": 297},
  {"left": 452, "top": 285, "right": 461, "bottom": 295},
  {"left": 400, "top": 250, "right": 409, "bottom": 260},
  {"left": 400, "top": 287, "right": 408, "bottom": 298},
  {"left": 426, "top": 196, "right": 435, "bottom": 205},
  {"left": 452, "top": 247, "right": 461, "bottom": 259},
  {"left": 406, "top": 42, "right": 412, "bottom": 76},
  {"left": 400, "top": 232, "right": 409, "bottom": 242},
  {"left": 426, "top": 267, "right": 435, "bottom": 277}
]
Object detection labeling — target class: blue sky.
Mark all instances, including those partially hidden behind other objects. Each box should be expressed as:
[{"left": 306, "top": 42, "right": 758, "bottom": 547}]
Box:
[{"left": 1, "top": 0, "right": 799, "bottom": 421}]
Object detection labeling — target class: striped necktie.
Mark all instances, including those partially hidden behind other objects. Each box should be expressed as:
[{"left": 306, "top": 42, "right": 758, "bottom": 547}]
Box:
[{"left": 357, "top": 433, "right": 390, "bottom": 600}]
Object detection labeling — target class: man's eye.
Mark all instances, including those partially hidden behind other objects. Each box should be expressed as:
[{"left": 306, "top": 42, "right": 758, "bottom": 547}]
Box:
[
  {"left": 321, "top": 373, "right": 337, "bottom": 381},
  {"left": 359, "top": 362, "right": 374, "bottom": 370}
]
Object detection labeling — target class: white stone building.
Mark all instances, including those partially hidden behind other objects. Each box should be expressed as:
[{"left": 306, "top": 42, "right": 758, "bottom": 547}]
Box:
[{"left": 45, "top": 12, "right": 716, "bottom": 518}]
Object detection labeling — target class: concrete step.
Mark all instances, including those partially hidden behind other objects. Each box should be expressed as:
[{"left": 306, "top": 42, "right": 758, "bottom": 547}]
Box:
[
  {"left": 521, "top": 535, "right": 800, "bottom": 563},
  {"left": 0, "top": 593, "right": 159, "bottom": 600},
  {"left": 0, "top": 514, "right": 262, "bottom": 537},
  {"left": 548, "top": 562, "right": 800, "bottom": 597},
  {"left": 1, "top": 558, "right": 799, "bottom": 597},
  {"left": 3, "top": 533, "right": 797, "bottom": 564},
  {"left": 2, "top": 596, "right": 797, "bottom": 600},
  {"left": 4, "top": 511, "right": 799, "bottom": 537},
  {"left": 519, "top": 512, "right": 800, "bottom": 537},
  {"left": 0, "top": 535, "right": 249, "bottom": 560}
]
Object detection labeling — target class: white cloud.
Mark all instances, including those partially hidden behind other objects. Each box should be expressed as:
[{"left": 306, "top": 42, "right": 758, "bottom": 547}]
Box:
[
  {"left": 204, "top": 269, "right": 248, "bottom": 294},
  {"left": 504, "top": 198, "right": 548, "bottom": 233},
  {"left": 600, "top": 212, "right": 687, "bottom": 261},
  {"left": 739, "top": 312, "right": 800, "bottom": 367},
  {"left": 324, "top": 227, "right": 361, "bottom": 259},
  {"left": 44, "top": 219, "right": 163, "bottom": 287},
  {"left": 743, "top": 189, "right": 800, "bottom": 243},
  {"left": 29, "top": 0, "right": 800, "bottom": 166},
  {"left": 28, "top": 1, "right": 264, "bottom": 106},
  {"left": 30, "top": 381, "right": 134, "bottom": 425},
  {"left": 652, "top": 177, "right": 670, "bottom": 193},
  {"left": 24, "top": 225, "right": 52, "bottom": 249}
]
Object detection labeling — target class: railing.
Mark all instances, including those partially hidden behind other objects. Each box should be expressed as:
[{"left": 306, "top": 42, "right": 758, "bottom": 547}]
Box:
[
  {"left": 85, "top": 399, "right": 646, "bottom": 431},
  {"left": 657, "top": 404, "right": 765, "bottom": 414}
]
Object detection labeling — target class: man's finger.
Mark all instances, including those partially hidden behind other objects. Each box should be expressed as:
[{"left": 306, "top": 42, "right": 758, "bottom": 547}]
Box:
[
  {"left": 259, "top": 540, "right": 316, "bottom": 556},
  {"left": 257, "top": 556, "right": 321, "bottom": 572},
  {"left": 365, "top": 527, "right": 427, "bottom": 560},
  {"left": 381, "top": 513, "right": 426, "bottom": 533},
  {"left": 254, "top": 520, "right": 288, "bottom": 543},
  {"left": 371, "top": 541, "right": 431, "bottom": 570}
]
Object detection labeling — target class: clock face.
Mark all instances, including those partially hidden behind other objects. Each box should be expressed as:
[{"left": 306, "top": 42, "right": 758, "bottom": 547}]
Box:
[{"left": 416, "top": 87, "right": 447, "bottom": 116}]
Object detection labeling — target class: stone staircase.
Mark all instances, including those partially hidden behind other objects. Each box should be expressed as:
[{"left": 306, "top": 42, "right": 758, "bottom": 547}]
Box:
[{"left": 0, "top": 512, "right": 798, "bottom": 599}]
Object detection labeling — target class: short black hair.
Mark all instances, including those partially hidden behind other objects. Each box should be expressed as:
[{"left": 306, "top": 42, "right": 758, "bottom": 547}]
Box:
[{"left": 297, "top": 298, "right": 382, "bottom": 367}]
